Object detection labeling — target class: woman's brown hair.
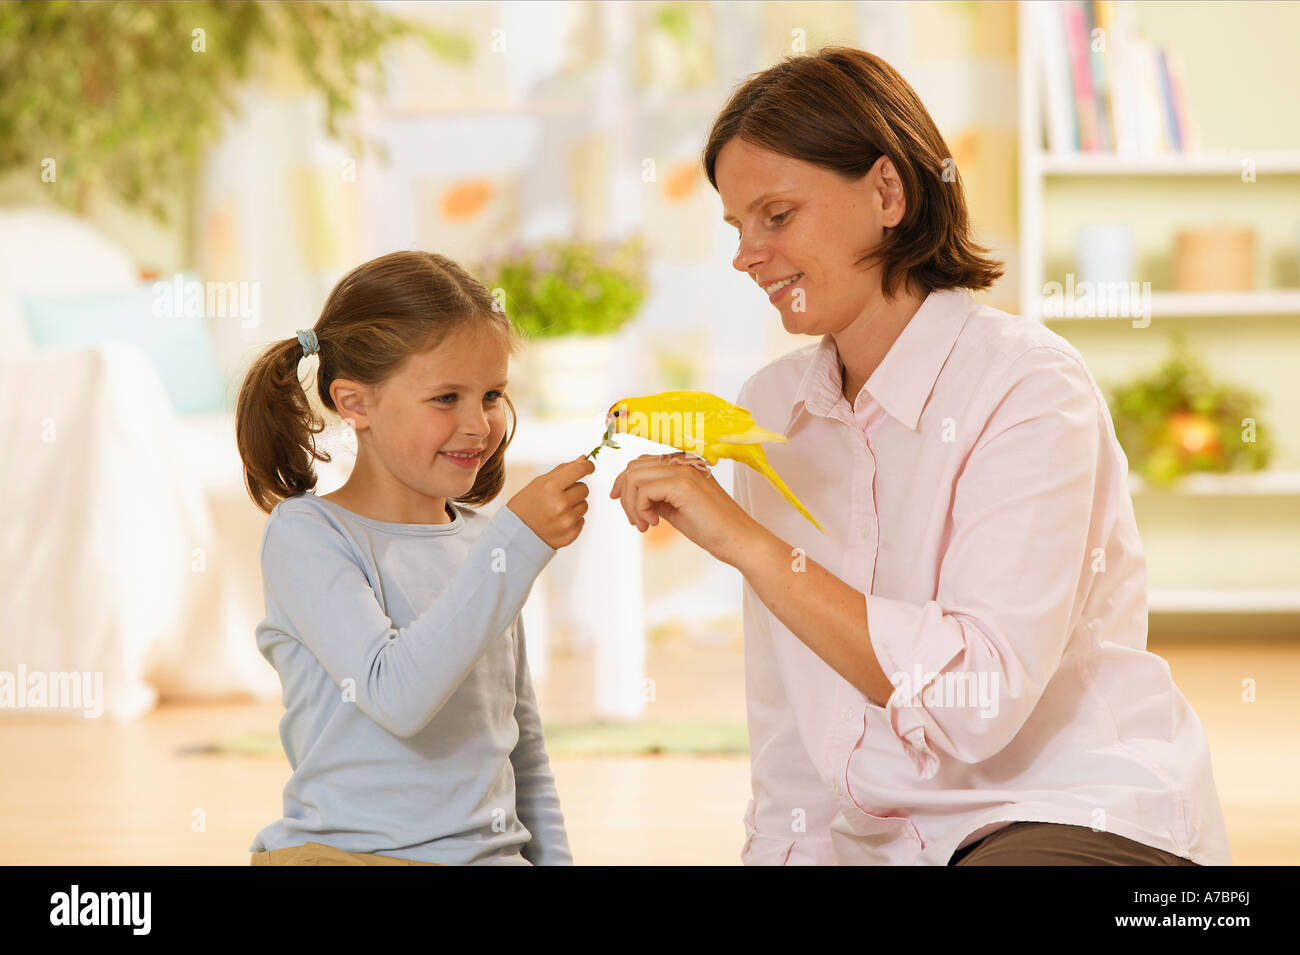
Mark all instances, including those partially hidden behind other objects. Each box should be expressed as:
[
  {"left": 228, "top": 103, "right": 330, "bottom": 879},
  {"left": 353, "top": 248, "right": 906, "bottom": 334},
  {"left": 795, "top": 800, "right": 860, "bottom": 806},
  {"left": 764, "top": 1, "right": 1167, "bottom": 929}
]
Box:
[
  {"left": 235, "top": 250, "right": 518, "bottom": 514},
  {"left": 702, "top": 45, "right": 1004, "bottom": 298}
]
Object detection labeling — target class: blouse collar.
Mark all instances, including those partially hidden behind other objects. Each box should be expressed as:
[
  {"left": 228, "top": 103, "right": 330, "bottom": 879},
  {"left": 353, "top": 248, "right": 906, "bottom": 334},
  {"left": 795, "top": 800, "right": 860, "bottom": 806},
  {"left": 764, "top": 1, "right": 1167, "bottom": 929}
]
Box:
[{"left": 784, "top": 287, "right": 976, "bottom": 433}]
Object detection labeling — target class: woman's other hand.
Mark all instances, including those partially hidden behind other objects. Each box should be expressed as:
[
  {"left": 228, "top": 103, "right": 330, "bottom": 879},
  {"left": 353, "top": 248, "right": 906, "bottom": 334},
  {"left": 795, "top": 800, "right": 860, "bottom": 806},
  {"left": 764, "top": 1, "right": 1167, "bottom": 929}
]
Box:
[{"left": 609, "top": 452, "right": 759, "bottom": 566}]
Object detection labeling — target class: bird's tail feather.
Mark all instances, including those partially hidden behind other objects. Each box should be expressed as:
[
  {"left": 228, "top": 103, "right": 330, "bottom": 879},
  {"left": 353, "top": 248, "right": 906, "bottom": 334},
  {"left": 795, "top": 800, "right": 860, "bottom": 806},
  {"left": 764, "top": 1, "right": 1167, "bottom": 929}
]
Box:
[
  {"left": 736, "top": 445, "right": 828, "bottom": 535},
  {"left": 717, "top": 424, "right": 789, "bottom": 445}
]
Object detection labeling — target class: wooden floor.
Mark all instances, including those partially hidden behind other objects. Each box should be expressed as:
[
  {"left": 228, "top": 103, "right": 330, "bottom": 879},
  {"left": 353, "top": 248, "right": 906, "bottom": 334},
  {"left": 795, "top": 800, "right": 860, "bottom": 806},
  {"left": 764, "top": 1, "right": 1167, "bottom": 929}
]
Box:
[{"left": 0, "top": 635, "right": 1295, "bottom": 865}]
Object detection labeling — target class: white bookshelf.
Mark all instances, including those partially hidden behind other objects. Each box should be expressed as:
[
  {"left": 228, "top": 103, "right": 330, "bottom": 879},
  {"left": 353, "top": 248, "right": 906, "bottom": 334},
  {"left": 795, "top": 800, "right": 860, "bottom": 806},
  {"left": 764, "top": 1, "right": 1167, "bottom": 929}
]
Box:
[
  {"left": 1148, "top": 589, "right": 1300, "bottom": 614},
  {"left": 1037, "top": 151, "right": 1300, "bottom": 176},
  {"left": 1017, "top": 10, "right": 1300, "bottom": 324},
  {"left": 1016, "top": 2, "right": 1300, "bottom": 617},
  {"left": 1129, "top": 470, "right": 1300, "bottom": 496}
]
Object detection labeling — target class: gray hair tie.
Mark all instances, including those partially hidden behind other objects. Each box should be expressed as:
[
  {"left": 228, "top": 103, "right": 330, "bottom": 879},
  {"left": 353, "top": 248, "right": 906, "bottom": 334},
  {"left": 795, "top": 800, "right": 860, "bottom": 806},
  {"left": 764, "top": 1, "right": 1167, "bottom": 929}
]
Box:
[{"left": 296, "top": 328, "right": 319, "bottom": 358}]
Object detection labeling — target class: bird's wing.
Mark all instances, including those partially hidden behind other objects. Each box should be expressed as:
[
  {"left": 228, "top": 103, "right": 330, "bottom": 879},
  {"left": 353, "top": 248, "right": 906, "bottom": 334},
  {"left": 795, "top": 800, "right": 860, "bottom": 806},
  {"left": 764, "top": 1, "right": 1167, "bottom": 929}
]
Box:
[
  {"left": 705, "top": 402, "right": 757, "bottom": 436},
  {"left": 704, "top": 398, "right": 789, "bottom": 445},
  {"left": 648, "top": 392, "right": 789, "bottom": 446}
]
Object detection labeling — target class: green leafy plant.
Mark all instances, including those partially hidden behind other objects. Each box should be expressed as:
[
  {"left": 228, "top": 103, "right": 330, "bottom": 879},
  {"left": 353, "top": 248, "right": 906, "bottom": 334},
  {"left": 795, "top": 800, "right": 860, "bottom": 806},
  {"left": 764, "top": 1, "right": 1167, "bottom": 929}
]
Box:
[
  {"left": 0, "top": 0, "right": 470, "bottom": 222},
  {"left": 475, "top": 235, "right": 649, "bottom": 339},
  {"left": 1106, "top": 332, "right": 1273, "bottom": 486}
]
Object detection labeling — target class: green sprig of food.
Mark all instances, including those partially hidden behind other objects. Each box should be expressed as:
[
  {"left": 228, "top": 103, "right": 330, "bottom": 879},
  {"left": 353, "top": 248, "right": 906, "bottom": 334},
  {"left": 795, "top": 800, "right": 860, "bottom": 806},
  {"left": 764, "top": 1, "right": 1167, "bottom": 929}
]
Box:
[{"left": 586, "top": 419, "right": 621, "bottom": 460}]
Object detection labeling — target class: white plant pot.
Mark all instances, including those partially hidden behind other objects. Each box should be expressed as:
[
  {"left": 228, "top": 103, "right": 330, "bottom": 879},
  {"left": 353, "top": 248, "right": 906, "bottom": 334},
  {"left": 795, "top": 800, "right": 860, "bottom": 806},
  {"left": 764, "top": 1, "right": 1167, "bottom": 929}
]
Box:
[{"left": 511, "top": 334, "right": 615, "bottom": 420}]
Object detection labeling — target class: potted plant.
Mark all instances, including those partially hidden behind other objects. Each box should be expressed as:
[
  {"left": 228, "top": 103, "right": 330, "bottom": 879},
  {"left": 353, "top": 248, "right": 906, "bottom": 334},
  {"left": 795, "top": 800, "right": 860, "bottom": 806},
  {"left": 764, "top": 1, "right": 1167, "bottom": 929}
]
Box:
[
  {"left": 475, "top": 235, "right": 648, "bottom": 418},
  {"left": 1106, "top": 332, "right": 1273, "bottom": 487}
]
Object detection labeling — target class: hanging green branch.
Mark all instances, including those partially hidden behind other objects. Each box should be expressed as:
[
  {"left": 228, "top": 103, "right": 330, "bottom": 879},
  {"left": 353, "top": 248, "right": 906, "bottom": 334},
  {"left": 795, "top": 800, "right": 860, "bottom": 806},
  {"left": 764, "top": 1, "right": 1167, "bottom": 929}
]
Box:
[{"left": 0, "top": 0, "right": 471, "bottom": 222}]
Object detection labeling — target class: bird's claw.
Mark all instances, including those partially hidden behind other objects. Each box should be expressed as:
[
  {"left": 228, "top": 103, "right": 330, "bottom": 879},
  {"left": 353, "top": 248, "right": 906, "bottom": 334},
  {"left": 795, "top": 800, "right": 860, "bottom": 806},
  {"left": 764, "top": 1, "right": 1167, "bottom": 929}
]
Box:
[{"left": 668, "top": 453, "right": 712, "bottom": 474}]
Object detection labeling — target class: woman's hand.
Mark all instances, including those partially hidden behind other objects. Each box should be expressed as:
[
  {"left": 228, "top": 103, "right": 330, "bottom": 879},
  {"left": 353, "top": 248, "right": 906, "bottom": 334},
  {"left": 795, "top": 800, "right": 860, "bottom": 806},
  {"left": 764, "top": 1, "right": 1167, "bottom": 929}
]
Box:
[{"left": 609, "top": 452, "right": 761, "bottom": 566}]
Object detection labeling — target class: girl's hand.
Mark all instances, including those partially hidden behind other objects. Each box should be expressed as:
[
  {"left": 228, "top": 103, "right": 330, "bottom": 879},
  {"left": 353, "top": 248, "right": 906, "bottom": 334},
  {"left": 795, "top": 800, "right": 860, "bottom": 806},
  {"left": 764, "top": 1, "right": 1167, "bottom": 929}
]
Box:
[
  {"left": 506, "top": 456, "right": 594, "bottom": 549},
  {"left": 610, "top": 452, "right": 759, "bottom": 566}
]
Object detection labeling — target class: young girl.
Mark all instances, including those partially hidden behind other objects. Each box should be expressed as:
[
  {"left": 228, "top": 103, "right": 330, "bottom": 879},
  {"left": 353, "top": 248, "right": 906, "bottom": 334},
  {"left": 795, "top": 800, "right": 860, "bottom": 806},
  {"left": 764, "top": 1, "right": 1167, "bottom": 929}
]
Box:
[{"left": 235, "top": 249, "right": 593, "bottom": 865}]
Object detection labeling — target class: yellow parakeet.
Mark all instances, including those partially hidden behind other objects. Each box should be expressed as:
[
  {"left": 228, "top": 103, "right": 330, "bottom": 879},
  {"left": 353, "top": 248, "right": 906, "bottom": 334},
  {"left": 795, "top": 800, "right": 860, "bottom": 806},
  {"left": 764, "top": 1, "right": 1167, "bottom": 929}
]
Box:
[{"left": 602, "top": 390, "right": 828, "bottom": 534}]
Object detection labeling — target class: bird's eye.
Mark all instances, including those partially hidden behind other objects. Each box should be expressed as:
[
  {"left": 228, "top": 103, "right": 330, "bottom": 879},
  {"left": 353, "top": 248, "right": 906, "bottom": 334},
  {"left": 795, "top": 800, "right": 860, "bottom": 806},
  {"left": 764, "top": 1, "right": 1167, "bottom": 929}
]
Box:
[{"left": 613, "top": 410, "right": 620, "bottom": 417}]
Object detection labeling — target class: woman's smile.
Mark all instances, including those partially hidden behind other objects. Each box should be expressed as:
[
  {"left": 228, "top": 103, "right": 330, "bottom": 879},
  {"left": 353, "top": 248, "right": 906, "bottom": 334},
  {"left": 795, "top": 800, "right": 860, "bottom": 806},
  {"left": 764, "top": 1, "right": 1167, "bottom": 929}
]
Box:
[{"left": 765, "top": 272, "right": 804, "bottom": 303}]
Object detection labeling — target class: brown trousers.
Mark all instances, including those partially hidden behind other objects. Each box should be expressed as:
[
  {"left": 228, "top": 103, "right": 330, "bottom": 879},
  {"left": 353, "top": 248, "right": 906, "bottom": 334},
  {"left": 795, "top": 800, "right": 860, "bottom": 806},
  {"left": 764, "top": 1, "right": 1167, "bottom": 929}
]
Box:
[
  {"left": 949, "top": 821, "right": 1201, "bottom": 866},
  {"left": 251, "top": 841, "right": 442, "bottom": 866}
]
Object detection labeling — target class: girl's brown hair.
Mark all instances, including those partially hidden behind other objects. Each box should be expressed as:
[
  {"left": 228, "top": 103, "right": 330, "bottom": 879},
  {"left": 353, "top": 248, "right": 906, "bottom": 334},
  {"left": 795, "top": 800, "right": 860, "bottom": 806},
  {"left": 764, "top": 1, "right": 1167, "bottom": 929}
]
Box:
[
  {"left": 235, "top": 250, "right": 518, "bottom": 514},
  {"left": 702, "top": 45, "right": 1004, "bottom": 299}
]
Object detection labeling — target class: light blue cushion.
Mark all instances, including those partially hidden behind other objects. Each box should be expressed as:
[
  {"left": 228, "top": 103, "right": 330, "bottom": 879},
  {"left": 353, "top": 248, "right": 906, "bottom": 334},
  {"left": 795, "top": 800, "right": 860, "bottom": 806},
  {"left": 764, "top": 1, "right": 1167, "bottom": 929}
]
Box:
[{"left": 22, "top": 273, "right": 230, "bottom": 415}]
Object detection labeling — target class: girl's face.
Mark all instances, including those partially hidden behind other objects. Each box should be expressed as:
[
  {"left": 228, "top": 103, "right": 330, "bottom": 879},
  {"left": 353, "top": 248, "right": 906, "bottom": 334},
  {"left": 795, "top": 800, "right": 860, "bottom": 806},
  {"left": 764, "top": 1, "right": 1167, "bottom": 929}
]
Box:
[
  {"left": 715, "top": 137, "right": 904, "bottom": 337},
  {"left": 350, "top": 324, "right": 510, "bottom": 505}
]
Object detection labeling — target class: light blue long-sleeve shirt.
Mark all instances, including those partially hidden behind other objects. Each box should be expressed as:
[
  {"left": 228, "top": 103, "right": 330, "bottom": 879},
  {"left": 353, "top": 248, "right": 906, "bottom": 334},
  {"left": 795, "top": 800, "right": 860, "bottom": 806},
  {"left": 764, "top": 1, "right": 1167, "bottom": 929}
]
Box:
[{"left": 248, "top": 490, "right": 572, "bottom": 865}]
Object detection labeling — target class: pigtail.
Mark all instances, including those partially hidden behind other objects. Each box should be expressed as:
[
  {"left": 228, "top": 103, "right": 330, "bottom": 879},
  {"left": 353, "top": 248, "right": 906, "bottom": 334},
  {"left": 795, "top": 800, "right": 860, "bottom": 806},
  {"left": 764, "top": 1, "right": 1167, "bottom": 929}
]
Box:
[{"left": 235, "top": 336, "right": 332, "bottom": 514}]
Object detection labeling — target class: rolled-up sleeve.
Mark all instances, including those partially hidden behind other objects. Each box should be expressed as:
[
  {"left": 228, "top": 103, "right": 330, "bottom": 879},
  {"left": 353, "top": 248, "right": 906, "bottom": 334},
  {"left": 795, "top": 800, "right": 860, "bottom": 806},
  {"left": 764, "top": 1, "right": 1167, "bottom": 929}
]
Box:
[{"left": 864, "top": 347, "right": 1102, "bottom": 778}]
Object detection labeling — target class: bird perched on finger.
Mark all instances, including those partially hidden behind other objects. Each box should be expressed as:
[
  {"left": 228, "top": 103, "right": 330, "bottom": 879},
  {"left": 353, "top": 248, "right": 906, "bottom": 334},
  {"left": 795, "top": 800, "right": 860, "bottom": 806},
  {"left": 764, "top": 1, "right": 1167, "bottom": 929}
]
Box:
[{"left": 605, "top": 390, "right": 827, "bottom": 534}]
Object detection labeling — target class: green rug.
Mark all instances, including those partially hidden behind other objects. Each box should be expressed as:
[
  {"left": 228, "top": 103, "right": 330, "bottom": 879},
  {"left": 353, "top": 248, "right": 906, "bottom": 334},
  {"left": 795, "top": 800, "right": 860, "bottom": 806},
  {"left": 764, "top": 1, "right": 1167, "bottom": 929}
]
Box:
[
  {"left": 179, "top": 722, "right": 748, "bottom": 759},
  {"left": 541, "top": 721, "right": 748, "bottom": 757}
]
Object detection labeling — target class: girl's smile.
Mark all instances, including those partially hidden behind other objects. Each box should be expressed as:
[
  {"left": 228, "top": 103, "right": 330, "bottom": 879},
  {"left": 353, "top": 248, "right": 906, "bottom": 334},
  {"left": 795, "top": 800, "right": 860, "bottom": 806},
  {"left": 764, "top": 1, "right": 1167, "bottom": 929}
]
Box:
[{"left": 439, "top": 449, "right": 484, "bottom": 469}]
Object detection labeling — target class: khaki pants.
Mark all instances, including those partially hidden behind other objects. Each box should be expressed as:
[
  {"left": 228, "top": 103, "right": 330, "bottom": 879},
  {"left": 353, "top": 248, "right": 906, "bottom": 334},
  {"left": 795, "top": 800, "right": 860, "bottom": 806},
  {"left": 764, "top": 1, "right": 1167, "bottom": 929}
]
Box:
[
  {"left": 949, "top": 822, "right": 1201, "bottom": 866},
  {"left": 251, "top": 841, "right": 442, "bottom": 866}
]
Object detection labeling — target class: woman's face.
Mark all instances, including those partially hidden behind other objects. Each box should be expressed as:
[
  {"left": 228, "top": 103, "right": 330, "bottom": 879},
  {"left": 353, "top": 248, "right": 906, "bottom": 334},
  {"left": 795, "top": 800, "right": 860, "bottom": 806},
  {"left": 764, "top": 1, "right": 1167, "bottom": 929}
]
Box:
[{"left": 716, "top": 137, "right": 904, "bottom": 337}]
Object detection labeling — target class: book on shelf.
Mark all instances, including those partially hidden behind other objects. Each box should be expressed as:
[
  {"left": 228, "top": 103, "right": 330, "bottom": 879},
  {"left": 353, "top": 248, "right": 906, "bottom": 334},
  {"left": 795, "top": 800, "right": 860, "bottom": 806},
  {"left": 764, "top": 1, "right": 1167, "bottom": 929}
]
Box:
[{"left": 1032, "top": 0, "right": 1200, "bottom": 157}]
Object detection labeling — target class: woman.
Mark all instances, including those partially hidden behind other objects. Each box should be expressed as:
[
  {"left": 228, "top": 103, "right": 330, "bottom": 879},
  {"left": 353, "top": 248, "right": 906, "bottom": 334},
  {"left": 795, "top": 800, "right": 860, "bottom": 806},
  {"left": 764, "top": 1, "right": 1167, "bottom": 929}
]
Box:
[{"left": 610, "top": 47, "right": 1231, "bottom": 866}]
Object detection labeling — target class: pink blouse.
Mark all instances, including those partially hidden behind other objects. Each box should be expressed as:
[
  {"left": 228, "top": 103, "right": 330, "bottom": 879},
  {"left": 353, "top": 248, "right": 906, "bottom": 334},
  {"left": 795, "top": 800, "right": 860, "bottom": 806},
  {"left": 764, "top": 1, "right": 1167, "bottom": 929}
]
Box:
[{"left": 733, "top": 287, "right": 1233, "bottom": 865}]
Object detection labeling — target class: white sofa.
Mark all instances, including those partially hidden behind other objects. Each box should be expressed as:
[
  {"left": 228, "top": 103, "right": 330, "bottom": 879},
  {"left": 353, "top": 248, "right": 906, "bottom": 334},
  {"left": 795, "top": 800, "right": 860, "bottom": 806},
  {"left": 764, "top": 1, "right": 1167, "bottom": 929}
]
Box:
[
  {"left": 0, "top": 208, "right": 305, "bottom": 720},
  {"left": 0, "top": 208, "right": 679, "bottom": 721}
]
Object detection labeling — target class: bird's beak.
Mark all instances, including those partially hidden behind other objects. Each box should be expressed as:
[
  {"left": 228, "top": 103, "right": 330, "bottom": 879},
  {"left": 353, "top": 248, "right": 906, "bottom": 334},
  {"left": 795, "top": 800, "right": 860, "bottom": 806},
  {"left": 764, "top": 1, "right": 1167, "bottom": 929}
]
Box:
[{"left": 605, "top": 410, "right": 617, "bottom": 436}]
